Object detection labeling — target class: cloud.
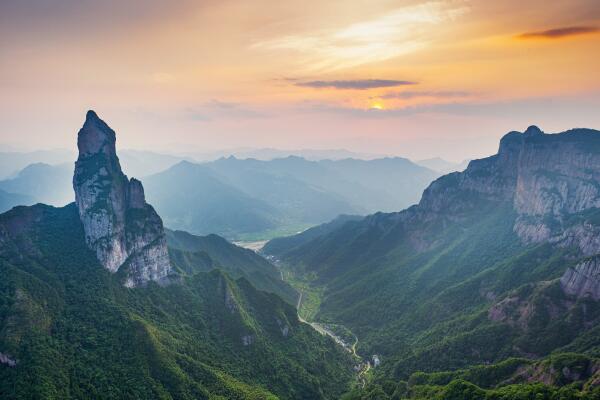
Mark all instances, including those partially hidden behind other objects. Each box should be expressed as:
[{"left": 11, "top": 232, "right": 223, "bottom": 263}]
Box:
[
  {"left": 296, "top": 79, "right": 416, "bottom": 90},
  {"left": 517, "top": 26, "right": 598, "bottom": 39},
  {"left": 379, "top": 90, "right": 470, "bottom": 99},
  {"left": 251, "top": 1, "right": 469, "bottom": 71}
]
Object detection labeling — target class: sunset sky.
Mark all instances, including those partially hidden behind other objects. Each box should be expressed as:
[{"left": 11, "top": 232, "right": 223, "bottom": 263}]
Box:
[{"left": 1, "top": 0, "right": 600, "bottom": 161}]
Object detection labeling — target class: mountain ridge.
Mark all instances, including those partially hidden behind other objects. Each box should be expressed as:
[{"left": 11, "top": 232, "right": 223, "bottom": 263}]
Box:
[
  {"left": 264, "top": 125, "right": 600, "bottom": 398},
  {"left": 0, "top": 111, "right": 354, "bottom": 399}
]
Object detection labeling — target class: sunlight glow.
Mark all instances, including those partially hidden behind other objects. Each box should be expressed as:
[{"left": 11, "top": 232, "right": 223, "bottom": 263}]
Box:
[{"left": 252, "top": 1, "right": 470, "bottom": 71}]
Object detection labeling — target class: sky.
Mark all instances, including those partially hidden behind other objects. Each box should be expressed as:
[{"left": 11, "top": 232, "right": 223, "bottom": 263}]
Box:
[{"left": 1, "top": 0, "right": 600, "bottom": 162}]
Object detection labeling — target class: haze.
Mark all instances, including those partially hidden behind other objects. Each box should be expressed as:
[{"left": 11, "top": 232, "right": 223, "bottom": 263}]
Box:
[{"left": 1, "top": 0, "right": 599, "bottom": 161}]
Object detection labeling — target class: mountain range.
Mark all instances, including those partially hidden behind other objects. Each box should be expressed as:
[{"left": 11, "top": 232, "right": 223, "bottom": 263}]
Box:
[
  {"left": 0, "top": 152, "right": 438, "bottom": 240},
  {"left": 264, "top": 125, "right": 600, "bottom": 399},
  {"left": 0, "top": 111, "right": 353, "bottom": 399},
  {"left": 4, "top": 112, "right": 600, "bottom": 398},
  {"left": 129, "top": 155, "right": 439, "bottom": 239}
]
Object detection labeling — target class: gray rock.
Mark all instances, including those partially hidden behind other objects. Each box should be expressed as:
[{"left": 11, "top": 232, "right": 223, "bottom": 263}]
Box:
[
  {"left": 410, "top": 126, "right": 600, "bottom": 302},
  {"left": 561, "top": 256, "right": 600, "bottom": 300},
  {"left": 241, "top": 335, "right": 255, "bottom": 346},
  {"left": 73, "top": 111, "right": 172, "bottom": 287},
  {"left": 0, "top": 352, "right": 16, "bottom": 367}
]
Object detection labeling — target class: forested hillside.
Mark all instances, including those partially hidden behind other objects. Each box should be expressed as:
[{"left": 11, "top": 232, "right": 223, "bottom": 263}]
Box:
[{"left": 265, "top": 127, "right": 600, "bottom": 399}]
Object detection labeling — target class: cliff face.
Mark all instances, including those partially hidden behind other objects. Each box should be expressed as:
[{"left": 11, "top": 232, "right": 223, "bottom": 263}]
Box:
[
  {"left": 419, "top": 126, "right": 600, "bottom": 215},
  {"left": 561, "top": 256, "right": 600, "bottom": 300},
  {"left": 415, "top": 125, "right": 600, "bottom": 299},
  {"left": 73, "top": 110, "right": 171, "bottom": 287}
]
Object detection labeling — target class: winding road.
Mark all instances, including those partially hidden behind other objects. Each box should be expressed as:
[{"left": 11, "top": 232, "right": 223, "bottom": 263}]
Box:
[{"left": 275, "top": 260, "right": 370, "bottom": 388}]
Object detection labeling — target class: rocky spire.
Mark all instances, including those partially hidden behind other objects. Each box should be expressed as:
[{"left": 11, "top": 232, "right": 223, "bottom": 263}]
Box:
[{"left": 73, "top": 110, "right": 172, "bottom": 287}]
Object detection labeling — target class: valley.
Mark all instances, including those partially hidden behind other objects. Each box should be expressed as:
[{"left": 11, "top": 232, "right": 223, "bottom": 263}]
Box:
[
  {"left": 2, "top": 113, "right": 600, "bottom": 399},
  {"left": 4, "top": 1, "right": 600, "bottom": 398},
  {"left": 269, "top": 253, "right": 377, "bottom": 391},
  {"left": 263, "top": 126, "right": 600, "bottom": 399}
]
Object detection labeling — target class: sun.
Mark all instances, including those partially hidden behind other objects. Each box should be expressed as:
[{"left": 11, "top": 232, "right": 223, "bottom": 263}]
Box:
[{"left": 370, "top": 102, "right": 384, "bottom": 110}]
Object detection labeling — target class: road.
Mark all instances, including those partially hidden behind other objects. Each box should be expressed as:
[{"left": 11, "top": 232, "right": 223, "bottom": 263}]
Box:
[{"left": 278, "top": 258, "right": 370, "bottom": 388}]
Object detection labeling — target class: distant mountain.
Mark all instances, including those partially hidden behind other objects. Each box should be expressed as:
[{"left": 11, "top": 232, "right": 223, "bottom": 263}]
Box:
[
  {"left": 0, "top": 162, "right": 72, "bottom": 206},
  {"left": 0, "top": 150, "right": 439, "bottom": 241},
  {"left": 0, "top": 111, "right": 353, "bottom": 399},
  {"left": 265, "top": 126, "right": 600, "bottom": 398},
  {"left": 0, "top": 149, "right": 74, "bottom": 179},
  {"left": 416, "top": 157, "right": 469, "bottom": 173},
  {"left": 318, "top": 157, "right": 440, "bottom": 212},
  {"left": 0, "top": 150, "right": 188, "bottom": 207},
  {"left": 143, "top": 155, "right": 438, "bottom": 239},
  {"left": 118, "top": 149, "right": 189, "bottom": 177},
  {"left": 0, "top": 188, "right": 34, "bottom": 213},
  {"left": 206, "top": 156, "right": 363, "bottom": 222},
  {"left": 144, "top": 161, "right": 284, "bottom": 238},
  {"left": 191, "top": 147, "right": 387, "bottom": 161}
]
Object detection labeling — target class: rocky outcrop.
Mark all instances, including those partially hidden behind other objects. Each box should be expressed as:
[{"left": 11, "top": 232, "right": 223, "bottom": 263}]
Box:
[
  {"left": 561, "top": 256, "right": 600, "bottom": 300},
  {"left": 73, "top": 110, "right": 172, "bottom": 287},
  {"left": 413, "top": 126, "right": 600, "bottom": 301},
  {"left": 419, "top": 126, "right": 600, "bottom": 220},
  {"left": 0, "top": 352, "right": 17, "bottom": 367}
]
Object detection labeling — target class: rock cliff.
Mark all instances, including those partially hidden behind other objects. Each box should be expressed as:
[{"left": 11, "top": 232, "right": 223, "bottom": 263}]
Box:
[
  {"left": 73, "top": 110, "right": 172, "bottom": 287},
  {"left": 560, "top": 256, "right": 600, "bottom": 300},
  {"left": 411, "top": 126, "right": 600, "bottom": 299}
]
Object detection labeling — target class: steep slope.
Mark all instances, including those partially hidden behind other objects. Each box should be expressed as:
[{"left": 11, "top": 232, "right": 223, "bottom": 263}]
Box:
[
  {"left": 265, "top": 126, "right": 600, "bottom": 393},
  {"left": 343, "top": 353, "right": 600, "bottom": 399},
  {"left": 0, "top": 111, "right": 354, "bottom": 399},
  {"left": 73, "top": 111, "right": 172, "bottom": 287},
  {"left": 166, "top": 229, "right": 298, "bottom": 304},
  {"left": 0, "top": 204, "right": 353, "bottom": 399},
  {"left": 262, "top": 214, "right": 363, "bottom": 258}
]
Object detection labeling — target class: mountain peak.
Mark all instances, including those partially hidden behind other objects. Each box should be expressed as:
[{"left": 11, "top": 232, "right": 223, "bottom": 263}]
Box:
[
  {"left": 524, "top": 125, "right": 543, "bottom": 136},
  {"left": 85, "top": 109, "right": 99, "bottom": 121},
  {"left": 73, "top": 111, "right": 172, "bottom": 287},
  {"left": 78, "top": 110, "right": 116, "bottom": 157}
]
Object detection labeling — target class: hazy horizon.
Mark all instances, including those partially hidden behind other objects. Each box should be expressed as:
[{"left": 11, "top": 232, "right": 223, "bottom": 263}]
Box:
[
  {"left": 0, "top": 141, "right": 469, "bottom": 164},
  {"left": 2, "top": 0, "right": 599, "bottom": 161}
]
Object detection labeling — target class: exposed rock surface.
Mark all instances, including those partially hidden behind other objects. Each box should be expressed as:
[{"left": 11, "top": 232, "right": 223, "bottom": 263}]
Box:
[
  {"left": 73, "top": 110, "right": 171, "bottom": 287},
  {"left": 418, "top": 126, "right": 600, "bottom": 219},
  {"left": 0, "top": 352, "right": 17, "bottom": 367},
  {"left": 406, "top": 126, "right": 600, "bottom": 299},
  {"left": 561, "top": 256, "right": 600, "bottom": 300}
]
